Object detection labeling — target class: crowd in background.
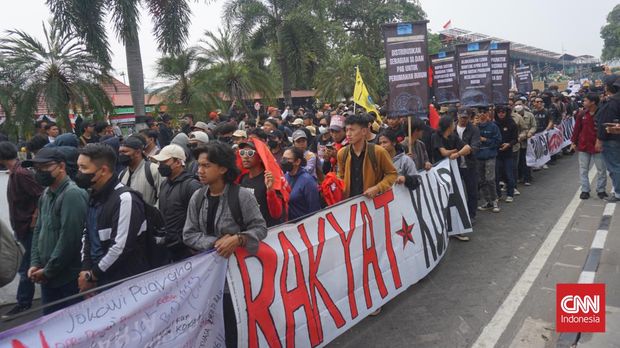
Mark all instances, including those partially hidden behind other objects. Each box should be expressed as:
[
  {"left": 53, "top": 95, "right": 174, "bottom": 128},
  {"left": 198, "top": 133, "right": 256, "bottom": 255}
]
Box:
[{"left": 1, "top": 74, "right": 620, "bottom": 347}]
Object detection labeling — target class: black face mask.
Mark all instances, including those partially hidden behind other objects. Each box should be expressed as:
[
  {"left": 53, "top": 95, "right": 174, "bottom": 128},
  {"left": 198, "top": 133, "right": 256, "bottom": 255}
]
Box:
[
  {"left": 158, "top": 163, "right": 172, "bottom": 177},
  {"left": 118, "top": 154, "right": 132, "bottom": 166},
  {"left": 188, "top": 143, "right": 198, "bottom": 149},
  {"left": 75, "top": 171, "right": 96, "bottom": 189},
  {"left": 280, "top": 159, "right": 294, "bottom": 173},
  {"left": 267, "top": 140, "right": 279, "bottom": 149},
  {"left": 35, "top": 170, "right": 55, "bottom": 187}
]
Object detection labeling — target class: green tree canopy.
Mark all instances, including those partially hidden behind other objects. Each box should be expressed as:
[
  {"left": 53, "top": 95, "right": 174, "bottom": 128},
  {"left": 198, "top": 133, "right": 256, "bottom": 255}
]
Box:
[{"left": 601, "top": 4, "right": 620, "bottom": 61}]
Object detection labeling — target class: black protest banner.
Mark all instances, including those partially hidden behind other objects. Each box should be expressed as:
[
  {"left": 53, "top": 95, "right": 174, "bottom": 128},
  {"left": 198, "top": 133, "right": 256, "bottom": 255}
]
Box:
[
  {"left": 431, "top": 51, "right": 459, "bottom": 105},
  {"left": 382, "top": 21, "right": 429, "bottom": 118},
  {"left": 456, "top": 41, "right": 492, "bottom": 107},
  {"left": 490, "top": 42, "right": 511, "bottom": 105},
  {"left": 515, "top": 65, "right": 533, "bottom": 93}
]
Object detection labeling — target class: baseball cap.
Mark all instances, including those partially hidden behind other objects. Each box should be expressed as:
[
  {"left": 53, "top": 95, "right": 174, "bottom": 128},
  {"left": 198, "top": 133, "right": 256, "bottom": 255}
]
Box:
[
  {"left": 292, "top": 129, "right": 307, "bottom": 141},
  {"left": 305, "top": 126, "right": 316, "bottom": 137},
  {"left": 192, "top": 121, "right": 209, "bottom": 132},
  {"left": 238, "top": 140, "right": 256, "bottom": 149},
  {"left": 292, "top": 118, "right": 304, "bottom": 126},
  {"left": 233, "top": 130, "right": 247, "bottom": 138},
  {"left": 150, "top": 144, "right": 186, "bottom": 163},
  {"left": 269, "top": 129, "right": 285, "bottom": 140},
  {"left": 22, "top": 147, "right": 66, "bottom": 167},
  {"left": 329, "top": 114, "right": 345, "bottom": 131},
  {"left": 189, "top": 131, "right": 210, "bottom": 143},
  {"left": 120, "top": 136, "right": 145, "bottom": 150}
]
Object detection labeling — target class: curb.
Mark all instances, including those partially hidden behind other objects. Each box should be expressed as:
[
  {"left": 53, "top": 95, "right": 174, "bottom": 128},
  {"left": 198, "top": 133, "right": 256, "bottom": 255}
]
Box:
[{"left": 556, "top": 202, "right": 617, "bottom": 348}]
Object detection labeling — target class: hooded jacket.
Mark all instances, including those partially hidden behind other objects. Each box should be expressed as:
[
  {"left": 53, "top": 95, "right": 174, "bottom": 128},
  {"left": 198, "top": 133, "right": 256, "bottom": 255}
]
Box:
[
  {"left": 158, "top": 170, "right": 202, "bottom": 245},
  {"left": 475, "top": 121, "right": 502, "bottom": 160}
]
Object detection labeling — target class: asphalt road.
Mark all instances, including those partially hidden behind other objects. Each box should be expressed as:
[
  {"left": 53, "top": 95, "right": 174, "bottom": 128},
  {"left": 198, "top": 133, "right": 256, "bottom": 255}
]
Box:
[{"left": 329, "top": 153, "right": 593, "bottom": 348}]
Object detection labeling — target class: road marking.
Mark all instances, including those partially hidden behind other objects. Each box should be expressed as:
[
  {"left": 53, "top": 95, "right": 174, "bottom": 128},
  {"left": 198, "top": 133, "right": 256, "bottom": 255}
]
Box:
[
  {"left": 603, "top": 203, "right": 616, "bottom": 216},
  {"left": 471, "top": 166, "right": 596, "bottom": 348},
  {"left": 578, "top": 271, "right": 596, "bottom": 284},
  {"left": 590, "top": 230, "right": 608, "bottom": 249}
]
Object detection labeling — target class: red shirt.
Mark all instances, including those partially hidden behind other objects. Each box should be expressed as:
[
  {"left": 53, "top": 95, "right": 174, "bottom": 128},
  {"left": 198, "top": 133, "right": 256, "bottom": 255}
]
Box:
[{"left": 571, "top": 109, "right": 599, "bottom": 154}]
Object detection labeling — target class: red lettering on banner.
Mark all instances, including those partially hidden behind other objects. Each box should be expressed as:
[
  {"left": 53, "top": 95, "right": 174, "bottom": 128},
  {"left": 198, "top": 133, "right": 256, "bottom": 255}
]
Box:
[
  {"left": 360, "top": 202, "right": 388, "bottom": 309},
  {"left": 298, "top": 220, "right": 346, "bottom": 340},
  {"left": 327, "top": 205, "right": 359, "bottom": 319},
  {"left": 236, "top": 244, "right": 282, "bottom": 348},
  {"left": 373, "top": 190, "right": 402, "bottom": 289},
  {"left": 278, "top": 232, "right": 321, "bottom": 347},
  {"left": 11, "top": 331, "right": 50, "bottom": 348}
]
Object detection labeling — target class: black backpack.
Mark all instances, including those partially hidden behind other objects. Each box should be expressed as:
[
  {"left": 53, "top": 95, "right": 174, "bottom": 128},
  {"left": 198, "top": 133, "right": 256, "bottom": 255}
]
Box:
[
  {"left": 105, "top": 186, "right": 169, "bottom": 268},
  {"left": 195, "top": 184, "right": 246, "bottom": 232}
]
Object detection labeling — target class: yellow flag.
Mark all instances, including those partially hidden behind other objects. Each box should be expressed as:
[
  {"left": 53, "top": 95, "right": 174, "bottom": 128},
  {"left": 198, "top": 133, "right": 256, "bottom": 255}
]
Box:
[{"left": 353, "top": 67, "right": 381, "bottom": 123}]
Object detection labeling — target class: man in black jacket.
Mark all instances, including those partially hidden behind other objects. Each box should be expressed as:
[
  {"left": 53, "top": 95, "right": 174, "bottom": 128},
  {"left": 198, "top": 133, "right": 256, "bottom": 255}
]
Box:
[
  {"left": 151, "top": 144, "right": 202, "bottom": 261},
  {"left": 596, "top": 75, "right": 620, "bottom": 202},
  {"left": 76, "top": 143, "right": 149, "bottom": 293},
  {"left": 494, "top": 105, "right": 519, "bottom": 202},
  {"left": 455, "top": 109, "right": 481, "bottom": 224}
]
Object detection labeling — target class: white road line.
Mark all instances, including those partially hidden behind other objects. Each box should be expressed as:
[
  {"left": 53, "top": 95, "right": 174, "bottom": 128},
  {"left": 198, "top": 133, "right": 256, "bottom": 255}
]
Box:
[
  {"left": 578, "top": 271, "right": 596, "bottom": 284},
  {"left": 603, "top": 202, "right": 616, "bottom": 217},
  {"left": 590, "top": 230, "right": 608, "bottom": 250},
  {"left": 471, "top": 166, "right": 596, "bottom": 348}
]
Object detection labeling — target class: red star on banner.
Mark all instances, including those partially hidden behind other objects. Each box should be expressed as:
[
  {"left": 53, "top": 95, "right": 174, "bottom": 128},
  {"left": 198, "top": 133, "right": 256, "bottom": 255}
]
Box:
[{"left": 396, "top": 217, "right": 414, "bottom": 249}]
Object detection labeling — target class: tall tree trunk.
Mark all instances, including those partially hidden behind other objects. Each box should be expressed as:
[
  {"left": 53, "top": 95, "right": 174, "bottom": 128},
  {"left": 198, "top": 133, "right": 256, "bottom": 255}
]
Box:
[
  {"left": 280, "top": 56, "right": 293, "bottom": 107},
  {"left": 125, "top": 27, "right": 145, "bottom": 118}
]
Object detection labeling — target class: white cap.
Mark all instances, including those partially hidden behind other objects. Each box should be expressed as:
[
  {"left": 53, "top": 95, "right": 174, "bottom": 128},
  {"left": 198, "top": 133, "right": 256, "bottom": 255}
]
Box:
[
  {"left": 189, "top": 131, "right": 210, "bottom": 143},
  {"left": 150, "top": 144, "right": 186, "bottom": 163}
]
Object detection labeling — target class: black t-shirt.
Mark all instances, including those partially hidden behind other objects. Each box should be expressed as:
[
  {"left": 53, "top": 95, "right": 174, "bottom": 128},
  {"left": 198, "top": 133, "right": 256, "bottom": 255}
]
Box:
[
  {"left": 349, "top": 149, "right": 365, "bottom": 197},
  {"left": 533, "top": 108, "right": 550, "bottom": 133},
  {"left": 431, "top": 132, "right": 465, "bottom": 164},
  {"left": 206, "top": 193, "right": 220, "bottom": 236},
  {"left": 240, "top": 172, "right": 283, "bottom": 227}
]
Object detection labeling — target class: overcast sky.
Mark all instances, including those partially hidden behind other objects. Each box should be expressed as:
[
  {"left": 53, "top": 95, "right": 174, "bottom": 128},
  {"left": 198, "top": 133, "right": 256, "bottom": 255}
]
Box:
[{"left": 0, "top": 0, "right": 615, "bottom": 85}]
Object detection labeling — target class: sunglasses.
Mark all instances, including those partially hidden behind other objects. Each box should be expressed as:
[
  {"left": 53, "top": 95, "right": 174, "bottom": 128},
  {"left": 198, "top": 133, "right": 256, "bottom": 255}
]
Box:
[{"left": 239, "top": 149, "right": 256, "bottom": 157}]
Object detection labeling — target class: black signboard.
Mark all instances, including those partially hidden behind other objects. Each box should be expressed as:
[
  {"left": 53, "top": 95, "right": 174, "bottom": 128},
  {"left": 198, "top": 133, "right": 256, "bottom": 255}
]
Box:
[
  {"left": 515, "top": 65, "right": 533, "bottom": 94},
  {"left": 431, "top": 51, "right": 459, "bottom": 105},
  {"left": 382, "top": 21, "right": 429, "bottom": 118},
  {"left": 456, "top": 40, "right": 492, "bottom": 107},
  {"left": 490, "top": 42, "right": 511, "bottom": 105}
]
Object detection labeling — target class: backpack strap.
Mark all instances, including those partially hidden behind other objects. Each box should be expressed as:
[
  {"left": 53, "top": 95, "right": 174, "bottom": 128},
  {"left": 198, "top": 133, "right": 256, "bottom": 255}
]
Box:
[
  {"left": 194, "top": 185, "right": 246, "bottom": 232},
  {"left": 367, "top": 142, "right": 378, "bottom": 169},
  {"left": 227, "top": 184, "right": 246, "bottom": 231},
  {"left": 143, "top": 161, "right": 157, "bottom": 200}
]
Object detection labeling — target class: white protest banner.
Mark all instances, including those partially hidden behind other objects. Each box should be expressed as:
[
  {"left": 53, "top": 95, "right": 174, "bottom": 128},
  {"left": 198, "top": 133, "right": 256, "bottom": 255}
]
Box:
[
  {"left": 526, "top": 117, "right": 575, "bottom": 167},
  {"left": 227, "top": 159, "right": 471, "bottom": 347},
  {"left": 0, "top": 251, "right": 227, "bottom": 348}
]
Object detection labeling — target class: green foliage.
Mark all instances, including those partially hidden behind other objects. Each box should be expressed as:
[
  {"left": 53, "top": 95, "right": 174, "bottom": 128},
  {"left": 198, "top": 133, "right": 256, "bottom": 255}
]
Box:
[
  {"left": 0, "top": 21, "right": 113, "bottom": 130},
  {"left": 314, "top": 52, "right": 379, "bottom": 102},
  {"left": 601, "top": 4, "right": 620, "bottom": 61}
]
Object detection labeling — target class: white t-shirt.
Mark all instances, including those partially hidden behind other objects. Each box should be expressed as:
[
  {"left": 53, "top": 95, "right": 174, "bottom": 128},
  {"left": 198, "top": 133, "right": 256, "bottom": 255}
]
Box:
[{"left": 456, "top": 125, "right": 466, "bottom": 139}]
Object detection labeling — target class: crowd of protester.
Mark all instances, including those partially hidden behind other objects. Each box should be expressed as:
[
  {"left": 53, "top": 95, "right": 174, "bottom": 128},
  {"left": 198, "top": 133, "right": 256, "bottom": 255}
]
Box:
[{"left": 1, "top": 74, "right": 620, "bottom": 347}]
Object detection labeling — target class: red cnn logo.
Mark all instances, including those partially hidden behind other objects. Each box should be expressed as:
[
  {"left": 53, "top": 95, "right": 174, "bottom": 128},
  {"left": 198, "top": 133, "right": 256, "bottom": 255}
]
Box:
[{"left": 556, "top": 284, "right": 605, "bottom": 332}]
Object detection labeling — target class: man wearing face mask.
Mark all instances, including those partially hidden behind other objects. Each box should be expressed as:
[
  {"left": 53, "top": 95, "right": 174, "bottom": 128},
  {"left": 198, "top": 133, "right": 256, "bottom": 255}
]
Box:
[
  {"left": 267, "top": 129, "right": 286, "bottom": 163},
  {"left": 149, "top": 144, "right": 202, "bottom": 261},
  {"left": 22, "top": 148, "right": 88, "bottom": 314},
  {"left": 118, "top": 136, "right": 163, "bottom": 206},
  {"left": 77, "top": 143, "right": 149, "bottom": 293}
]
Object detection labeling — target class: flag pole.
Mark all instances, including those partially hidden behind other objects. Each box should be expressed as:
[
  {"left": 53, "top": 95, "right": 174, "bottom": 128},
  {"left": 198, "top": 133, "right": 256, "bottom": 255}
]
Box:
[
  {"left": 353, "top": 66, "right": 358, "bottom": 114},
  {"left": 408, "top": 115, "right": 413, "bottom": 154}
]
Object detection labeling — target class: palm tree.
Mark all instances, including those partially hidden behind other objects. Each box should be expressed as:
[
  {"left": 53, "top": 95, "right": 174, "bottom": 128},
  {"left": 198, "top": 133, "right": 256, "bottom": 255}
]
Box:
[
  {"left": 0, "top": 22, "right": 113, "bottom": 129},
  {"left": 223, "top": 0, "right": 324, "bottom": 106},
  {"left": 150, "top": 48, "right": 220, "bottom": 118},
  {"left": 314, "top": 52, "right": 379, "bottom": 103},
  {"left": 0, "top": 61, "right": 38, "bottom": 140},
  {"left": 46, "top": 0, "right": 193, "bottom": 118},
  {"left": 197, "top": 29, "right": 277, "bottom": 105}
]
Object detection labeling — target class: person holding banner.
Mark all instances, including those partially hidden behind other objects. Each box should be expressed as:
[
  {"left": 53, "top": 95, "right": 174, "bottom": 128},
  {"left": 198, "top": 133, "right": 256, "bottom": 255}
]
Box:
[
  {"left": 337, "top": 114, "right": 397, "bottom": 199},
  {"left": 281, "top": 147, "right": 322, "bottom": 220},
  {"left": 183, "top": 142, "right": 268, "bottom": 347},
  {"left": 571, "top": 93, "right": 608, "bottom": 200},
  {"left": 455, "top": 109, "right": 481, "bottom": 223}
]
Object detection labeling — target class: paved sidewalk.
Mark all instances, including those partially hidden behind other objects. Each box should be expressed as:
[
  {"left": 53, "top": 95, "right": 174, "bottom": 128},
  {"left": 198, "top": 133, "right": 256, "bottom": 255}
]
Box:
[{"left": 577, "top": 202, "right": 620, "bottom": 347}]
